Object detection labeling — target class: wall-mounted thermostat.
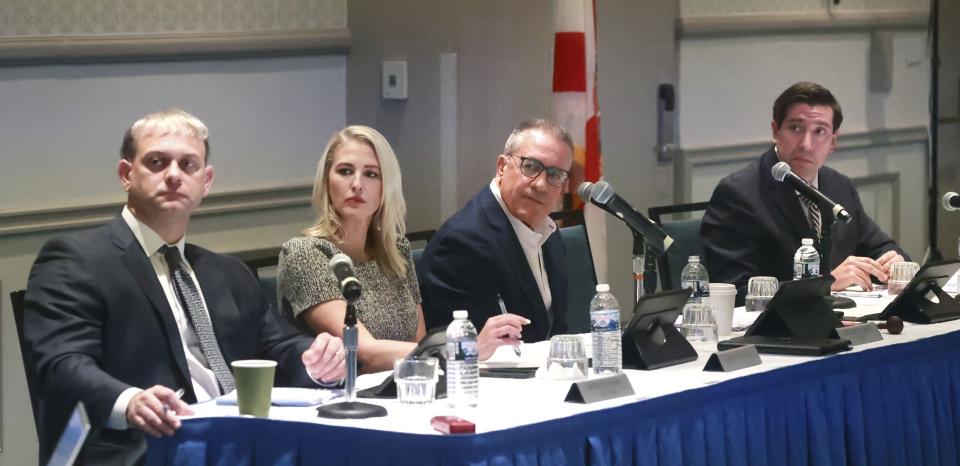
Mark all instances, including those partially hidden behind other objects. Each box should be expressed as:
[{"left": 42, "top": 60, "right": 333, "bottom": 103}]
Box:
[{"left": 382, "top": 61, "right": 408, "bottom": 100}]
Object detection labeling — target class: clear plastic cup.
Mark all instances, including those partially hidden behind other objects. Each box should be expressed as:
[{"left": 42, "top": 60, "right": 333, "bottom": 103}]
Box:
[
  {"left": 745, "top": 276, "right": 779, "bottom": 312},
  {"left": 546, "top": 335, "right": 588, "bottom": 380},
  {"left": 680, "top": 303, "right": 717, "bottom": 343},
  {"left": 394, "top": 357, "right": 439, "bottom": 404},
  {"left": 888, "top": 261, "right": 920, "bottom": 295}
]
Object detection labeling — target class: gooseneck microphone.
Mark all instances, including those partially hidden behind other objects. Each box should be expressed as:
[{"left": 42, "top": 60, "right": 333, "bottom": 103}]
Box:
[
  {"left": 942, "top": 192, "right": 960, "bottom": 212},
  {"left": 328, "top": 253, "right": 362, "bottom": 302},
  {"left": 578, "top": 181, "right": 674, "bottom": 254},
  {"left": 771, "top": 162, "right": 851, "bottom": 223}
]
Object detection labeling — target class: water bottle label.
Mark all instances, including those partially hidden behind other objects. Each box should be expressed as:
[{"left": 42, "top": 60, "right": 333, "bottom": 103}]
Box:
[
  {"left": 590, "top": 310, "right": 620, "bottom": 332},
  {"left": 680, "top": 280, "right": 708, "bottom": 302},
  {"left": 794, "top": 262, "right": 820, "bottom": 279},
  {"left": 446, "top": 340, "right": 478, "bottom": 363}
]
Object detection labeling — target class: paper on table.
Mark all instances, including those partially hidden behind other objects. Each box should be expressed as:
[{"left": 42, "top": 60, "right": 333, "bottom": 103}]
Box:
[
  {"left": 481, "top": 339, "right": 551, "bottom": 369},
  {"left": 216, "top": 387, "right": 341, "bottom": 407}
]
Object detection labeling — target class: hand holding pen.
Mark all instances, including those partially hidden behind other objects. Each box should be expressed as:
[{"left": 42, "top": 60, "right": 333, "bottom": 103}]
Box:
[{"left": 498, "top": 295, "right": 523, "bottom": 357}]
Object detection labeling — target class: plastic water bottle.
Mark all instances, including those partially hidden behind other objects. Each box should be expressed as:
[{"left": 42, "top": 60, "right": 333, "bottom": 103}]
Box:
[
  {"left": 680, "top": 256, "right": 711, "bottom": 304},
  {"left": 793, "top": 238, "right": 821, "bottom": 279},
  {"left": 589, "top": 284, "right": 622, "bottom": 375},
  {"left": 445, "top": 310, "right": 478, "bottom": 408}
]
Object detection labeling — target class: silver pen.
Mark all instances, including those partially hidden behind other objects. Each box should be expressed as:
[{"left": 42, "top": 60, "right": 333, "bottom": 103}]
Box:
[
  {"left": 163, "top": 388, "right": 186, "bottom": 414},
  {"left": 497, "top": 294, "right": 522, "bottom": 357}
]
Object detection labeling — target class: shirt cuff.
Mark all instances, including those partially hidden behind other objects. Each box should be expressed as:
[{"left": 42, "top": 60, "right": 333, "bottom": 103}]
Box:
[
  {"left": 305, "top": 366, "right": 344, "bottom": 388},
  {"left": 106, "top": 387, "right": 143, "bottom": 430}
]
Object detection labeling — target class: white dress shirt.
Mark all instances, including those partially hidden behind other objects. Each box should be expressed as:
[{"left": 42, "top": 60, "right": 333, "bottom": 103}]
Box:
[
  {"left": 489, "top": 179, "right": 557, "bottom": 311},
  {"left": 108, "top": 206, "right": 221, "bottom": 429}
]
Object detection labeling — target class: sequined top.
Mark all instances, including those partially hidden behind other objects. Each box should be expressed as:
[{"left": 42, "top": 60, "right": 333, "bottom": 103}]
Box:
[{"left": 278, "top": 236, "right": 421, "bottom": 341}]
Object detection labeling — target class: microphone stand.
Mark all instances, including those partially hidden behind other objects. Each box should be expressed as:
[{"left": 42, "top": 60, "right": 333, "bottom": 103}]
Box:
[
  {"left": 633, "top": 232, "right": 647, "bottom": 305},
  {"left": 316, "top": 298, "right": 388, "bottom": 419},
  {"left": 820, "top": 213, "right": 857, "bottom": 309}
]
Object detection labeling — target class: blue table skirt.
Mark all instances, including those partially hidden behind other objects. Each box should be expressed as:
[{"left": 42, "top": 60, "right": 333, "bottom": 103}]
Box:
[{"left": 148, "top": 330, "right": 960, "bottom": 466}]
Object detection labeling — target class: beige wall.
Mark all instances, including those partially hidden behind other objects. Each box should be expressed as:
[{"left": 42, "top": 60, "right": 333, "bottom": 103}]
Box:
[{"left": 346, "top": 0, "right": 554, "bottom": 232}]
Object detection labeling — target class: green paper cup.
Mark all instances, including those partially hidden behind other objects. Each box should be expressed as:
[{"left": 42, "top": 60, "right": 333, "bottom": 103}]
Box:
[{"left": 231, "top": 359, "right": 276, "bottom": 417}]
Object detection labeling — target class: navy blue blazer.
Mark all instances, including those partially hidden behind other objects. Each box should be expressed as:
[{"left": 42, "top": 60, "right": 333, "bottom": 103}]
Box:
[
  {"left": 418, "top": 187, "right": 568, "bottom": 341},
  {"left": 23, "top": 215, "right": 316, "bottom": 465},
  {"left": 700, "top": 147, "right": 906, "bottom": 304}
]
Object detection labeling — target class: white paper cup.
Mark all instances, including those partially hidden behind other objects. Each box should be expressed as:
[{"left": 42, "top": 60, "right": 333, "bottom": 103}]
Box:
[{"left": 707, "top": 283, "right": 737, "bottom": 336}]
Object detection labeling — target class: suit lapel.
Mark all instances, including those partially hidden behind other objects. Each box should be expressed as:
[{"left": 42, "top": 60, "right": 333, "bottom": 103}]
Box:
[
  {"left": 479, "top": 189, "right": 550, "bottom": 326},
  {"left": 762, "top": 149, "right": 817, "bottom": 241},
  {"left": 542, "top": 233, "right": 566, "bottom": 335},
  {"left": 111, "top": 218, "right": 191, "bottom": 385}
]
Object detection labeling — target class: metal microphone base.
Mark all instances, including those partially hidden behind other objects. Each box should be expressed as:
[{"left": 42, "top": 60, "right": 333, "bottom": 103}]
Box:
[{"left": 316, "top": 401, "right": 387, "bottom": 419}]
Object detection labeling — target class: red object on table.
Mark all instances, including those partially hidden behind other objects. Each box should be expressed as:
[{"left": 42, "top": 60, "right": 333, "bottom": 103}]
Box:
[{"left": 431, "top": 416, "right": 476, "bottom": 434}]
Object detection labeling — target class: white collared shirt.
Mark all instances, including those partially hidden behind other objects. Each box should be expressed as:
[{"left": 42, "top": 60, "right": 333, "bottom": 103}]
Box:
[
  {"left": 489, "top": 179, "right": 557, "bottom": 311},
  {"left": 108, "top": 206, "right": 221, "bottom": 429}
]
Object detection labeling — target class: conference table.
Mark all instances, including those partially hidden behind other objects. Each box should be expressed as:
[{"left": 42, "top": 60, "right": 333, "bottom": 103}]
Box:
[{"left": 146, "top": 294, "right": 960, "bottom": 466}]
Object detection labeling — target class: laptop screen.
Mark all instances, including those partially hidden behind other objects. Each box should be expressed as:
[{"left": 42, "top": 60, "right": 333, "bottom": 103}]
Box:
[{"left": 46, "top": 402, "right": 91, "bottom": 466}]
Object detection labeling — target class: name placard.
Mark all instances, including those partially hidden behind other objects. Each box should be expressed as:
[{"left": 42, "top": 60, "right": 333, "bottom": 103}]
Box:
[
  {"left": 831, "top": 323, "right": 883, "bottom": 346},
  {"left": 703, "top": 344, "right": 762, "bottom": 372},
  {"left": 564, "top": 373, "right": 635, "bottom": 404}
]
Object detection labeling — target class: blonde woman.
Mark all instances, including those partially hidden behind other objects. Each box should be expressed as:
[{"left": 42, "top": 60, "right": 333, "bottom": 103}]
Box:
[{"left": 278, "top": 126, "right": 424, "bottom": 373}]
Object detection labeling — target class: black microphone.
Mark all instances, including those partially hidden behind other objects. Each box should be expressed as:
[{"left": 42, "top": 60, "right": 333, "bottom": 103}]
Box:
[
  {"left": 578, "top": 181, "right": 674, "bottom": 254},
  {"left": 771, "top": 162, "right": 851, "bottom": 223},
  {"left": 942, "top": 192, "right": 960, "bottom": 212},
  {"left": 328, "top": 253, "right": 362, "bottom": 302}
]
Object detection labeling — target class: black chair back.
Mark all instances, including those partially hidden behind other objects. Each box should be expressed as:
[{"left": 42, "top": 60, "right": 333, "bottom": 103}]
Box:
[
  {"left": 648, "top": 202, "right": 710, "bottom": 291},
  {"left": 559, "top": 225, "right": 597, "bottom": 333},
  {"left": 10, "top": 289, "right": 42, "bottom": 439}
]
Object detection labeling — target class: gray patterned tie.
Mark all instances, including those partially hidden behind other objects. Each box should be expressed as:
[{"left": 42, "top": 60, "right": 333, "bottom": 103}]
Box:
[
  {"left": 800, "top": 196, "right": 822, "bottom": 239},
  {"left": 161, "top": 246, "right": 235, "bottom": 393}
]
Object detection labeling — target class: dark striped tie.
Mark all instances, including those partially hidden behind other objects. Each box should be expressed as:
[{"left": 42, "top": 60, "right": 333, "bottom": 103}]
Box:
[
  {"left": 800, "top": 196, "right": 822, "bottom": 239},
  {"left": 161, "top": 246, "right": 235, "bottom": 393}
]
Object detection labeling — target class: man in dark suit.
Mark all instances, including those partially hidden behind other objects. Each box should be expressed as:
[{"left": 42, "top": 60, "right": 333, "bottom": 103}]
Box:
[
  {"left": 23, "top": 109, "right": 346, "bottom": 465},
  {"left": 701, "top": 82, "right": 906, "bottom": 303},
  {"left": 418, "top": 119, "right": 572, "bottom": 359}
]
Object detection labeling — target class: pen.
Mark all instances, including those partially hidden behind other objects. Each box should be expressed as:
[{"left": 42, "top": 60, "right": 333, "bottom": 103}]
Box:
[
  {"left": 497, "top": 294, "right": 522, "bottom": 357},
  {"left": 163, "top": 388, "right": 186, "bottom": 414}
]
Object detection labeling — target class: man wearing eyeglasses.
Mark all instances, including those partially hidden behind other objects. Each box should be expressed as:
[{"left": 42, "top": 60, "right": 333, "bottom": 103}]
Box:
[{"left": 418, "top": 119, "right": 573, "bottom": 358}]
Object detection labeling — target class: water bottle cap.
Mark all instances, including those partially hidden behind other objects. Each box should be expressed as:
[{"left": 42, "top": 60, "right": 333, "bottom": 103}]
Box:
[
  {"left": 595, "top": 283, "right": 610, "bottom": 292},
  {"left": 688, "top": 256, "right": 700, "bottom": 262},
  {"left": 452, "top": 310, "right": 468, "bottom": 319},
  {"left": 801, "top": 238, "right": 814, "bottom": 245}
]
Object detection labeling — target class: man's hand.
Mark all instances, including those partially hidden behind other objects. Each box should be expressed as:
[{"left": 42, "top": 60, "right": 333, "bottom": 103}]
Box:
[
  {"left": 126, "top": 385, "right": 192, "bottom": 438},
  {"left": 477, "top": 313, "right": 529, "bottom": 360},
  {"left": 876, "top": 250, "right": 905, "bottom": 278},
  {"left": 302, "top": 333, "right": 346, "bottom": 384},
  {"left": 830, "top": 255, "right": 887, "bottom": 291}
]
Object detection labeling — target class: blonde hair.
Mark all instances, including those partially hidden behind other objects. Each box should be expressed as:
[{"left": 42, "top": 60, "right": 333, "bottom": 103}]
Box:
[
  {"left": 304, "top": 126, "right": 408, "bottom": 277},
  {"left": 121, "top": 108, "right": 210, "bottom": 161}
]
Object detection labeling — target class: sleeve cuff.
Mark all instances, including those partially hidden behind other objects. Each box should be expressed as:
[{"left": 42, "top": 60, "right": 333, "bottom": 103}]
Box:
[
  {"left": 106, "top": 387, "right": 143, "bottom": 430},
  {"left": 305, "top": 366, "right": 344, "bottom": 388}
]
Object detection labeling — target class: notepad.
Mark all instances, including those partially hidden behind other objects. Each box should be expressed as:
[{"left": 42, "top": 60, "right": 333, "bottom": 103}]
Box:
[{"left": 216, "top": 387, "right": 341, "bottom": 407}]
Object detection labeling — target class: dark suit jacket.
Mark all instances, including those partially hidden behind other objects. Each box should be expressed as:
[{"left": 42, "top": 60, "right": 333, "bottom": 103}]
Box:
[
  {"left": 23, "top": 215, "right": 316, "bottom": 465},
  {"left": 701, "top": 147, "right": 906, "bottom": 304},
  {"left": 418, "top": 187, "right": 568, "bottom": 341}
]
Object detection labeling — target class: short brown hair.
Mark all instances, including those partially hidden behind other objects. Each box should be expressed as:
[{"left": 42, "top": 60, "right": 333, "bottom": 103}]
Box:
[
  {"left": 772, "top": 82, "right": 843, "bottom": 132},
  {"left": 120, "top": 109, "right": 210, "bottom": 161}
]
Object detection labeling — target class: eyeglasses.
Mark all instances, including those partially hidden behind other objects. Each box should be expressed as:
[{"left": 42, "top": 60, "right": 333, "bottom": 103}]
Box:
[{"left": 508, "top": 154, "right": 570, "bottom": 187}]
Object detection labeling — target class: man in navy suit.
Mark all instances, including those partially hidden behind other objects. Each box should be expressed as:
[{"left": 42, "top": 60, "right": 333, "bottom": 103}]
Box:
[
  {"left": 701, "top": 82, "right": 906, "bottom": 303},
  {"left": 418, "top": 119, "right": 572, "bottom": 359},
  {"left": 23, "top": 109, "right": 346, "bottom": 465}
]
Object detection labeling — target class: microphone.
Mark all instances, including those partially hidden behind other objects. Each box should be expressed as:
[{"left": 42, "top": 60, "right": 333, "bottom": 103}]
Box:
[
  {"left": 771, "top": 162, "right": 851, "bottom": 223},
  {"left": 578, "top": 181, "right": 674, "bottom": 254},
  {"left": 328, "top": 253, "right": 362, "bottom": 302},
  {"left": 942, "top": 192, "right": 960, "bottom": 212}
]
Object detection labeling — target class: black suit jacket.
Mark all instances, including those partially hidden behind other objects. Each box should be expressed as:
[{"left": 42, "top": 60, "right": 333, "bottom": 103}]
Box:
[
  {"left": 700, "top": 147, "right": 906, "bottom": 304},
  {"left": 23, "top": 215, "right": 316, "bottom": 465},
  {"left": 418, "top": 187, "right": 568, "bottom": 341}
]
